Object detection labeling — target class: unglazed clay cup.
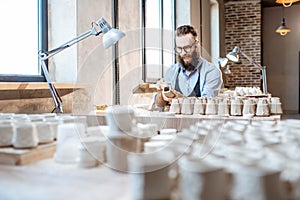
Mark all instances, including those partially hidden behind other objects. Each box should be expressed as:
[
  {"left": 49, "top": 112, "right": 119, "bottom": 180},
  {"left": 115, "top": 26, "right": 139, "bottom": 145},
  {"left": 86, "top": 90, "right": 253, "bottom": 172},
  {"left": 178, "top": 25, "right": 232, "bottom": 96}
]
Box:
[
  {"left": 76, "top": 137, "right": 106, "bottom": 168},
  {"left": 231, "top": 99, "right": 242, "bottom": 116},
  {"left": 181, "top": 98, "right": 194, "bottom": 115},
  {"left": 105, "top": 134, "right": 138, "bottom": 172},
  {"left": 242, "top": 99, "right": 255, "bottom": 116},
  {"left": 34, "top": 122, "right": 55, "bottom": 144},
  {"left": 54, "top": 123, "right": 85, "bottom": 164},
  {"left": 128, "top": 150, "right": 175, "bottom": 200},
  {"left": 12, "top": 123, "right": 38, "bottom": 148},
  {"left": 178, "top": 155, "right": 226, "bottom": 200},
  {"left": 205, "top": 98, "right": 218, "bottom": 115},
  {"left": 105, "top": 105, "right": 135, "bottom": 133},
  {"left": 162, "top": 85, "right": 176, "bottom": 98},
  {"left": 169, "top": 98, "right": 181, "bottom": 114},
  {"left": 193, "top": 98, "right": 206, "bottom": 115},
  {"left": 256, "top": 100, "right": 270, "bottom": 116},
  {"left": 0, "top": 123, "right": 15, "bottom": 147}
]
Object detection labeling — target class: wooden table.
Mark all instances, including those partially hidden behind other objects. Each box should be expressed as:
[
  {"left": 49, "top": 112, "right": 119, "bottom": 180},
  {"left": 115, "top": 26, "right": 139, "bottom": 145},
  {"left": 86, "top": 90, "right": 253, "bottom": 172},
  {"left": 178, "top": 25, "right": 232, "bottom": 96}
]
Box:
[
  {"left": 0, "top": 159, "right": 132, "bottom": 200},
  {"left": 85, "top": 113, "right": 281, "bottom": 131}
]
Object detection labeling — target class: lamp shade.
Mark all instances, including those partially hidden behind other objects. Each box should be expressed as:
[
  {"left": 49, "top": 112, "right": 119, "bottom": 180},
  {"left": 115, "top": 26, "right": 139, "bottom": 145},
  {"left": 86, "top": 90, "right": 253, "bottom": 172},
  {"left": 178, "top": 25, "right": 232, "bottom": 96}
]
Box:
[
  {"left": 226, "top": 46, "right": 239, "bottom": 62},
  {"left": 218, "top": 57, "right": 228, "bottom": 68},
  {"left": 276, "top": 0, "right": 299, "bottom": 7},
  {"left": 103, "top": 28, "right": 125, "bottom": 49},
  {"left": 97, "top": 18, "right": 125, "bottom": 49},
  {"left": 275, "top": 18, "right": 291, "bottom": 36},
  {"left": 223, "top": 66, "right": 231, "bottom": 75}
]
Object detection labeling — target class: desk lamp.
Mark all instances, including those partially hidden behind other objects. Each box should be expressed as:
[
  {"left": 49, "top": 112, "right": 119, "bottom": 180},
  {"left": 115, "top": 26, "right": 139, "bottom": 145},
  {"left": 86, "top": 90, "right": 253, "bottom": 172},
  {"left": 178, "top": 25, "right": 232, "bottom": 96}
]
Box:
[
  {"left": 226, "top": 46, "right": 268, "bottom": 94},
  {"left": 38, "top": 18, "right": 125, "bottom": 113}
]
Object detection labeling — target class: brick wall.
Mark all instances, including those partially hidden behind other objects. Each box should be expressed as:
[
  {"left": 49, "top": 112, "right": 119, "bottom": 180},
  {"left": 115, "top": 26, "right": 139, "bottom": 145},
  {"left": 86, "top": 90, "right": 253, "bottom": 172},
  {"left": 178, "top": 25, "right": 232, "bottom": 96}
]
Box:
[{"left": 224, "top": 0, "right": 262, "bottom": 88}]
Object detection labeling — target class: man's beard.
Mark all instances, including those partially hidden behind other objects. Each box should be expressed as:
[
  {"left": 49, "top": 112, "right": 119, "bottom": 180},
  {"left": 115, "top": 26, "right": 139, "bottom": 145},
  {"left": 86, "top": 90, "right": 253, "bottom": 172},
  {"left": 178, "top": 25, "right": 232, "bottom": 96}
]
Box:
[{"left": 178, "top": 50, "right": 200, "bottom": 71}]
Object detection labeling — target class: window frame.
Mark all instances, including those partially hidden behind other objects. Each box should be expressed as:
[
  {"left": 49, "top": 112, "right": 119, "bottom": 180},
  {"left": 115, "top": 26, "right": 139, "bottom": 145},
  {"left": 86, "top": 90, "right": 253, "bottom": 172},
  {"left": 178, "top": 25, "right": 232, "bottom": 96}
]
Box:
[
  {"left": 0, "top": 0, "right": 46, "bottom": 82},
  {"left": 141, "top": 0, "right": 176, "bottom": 83}
]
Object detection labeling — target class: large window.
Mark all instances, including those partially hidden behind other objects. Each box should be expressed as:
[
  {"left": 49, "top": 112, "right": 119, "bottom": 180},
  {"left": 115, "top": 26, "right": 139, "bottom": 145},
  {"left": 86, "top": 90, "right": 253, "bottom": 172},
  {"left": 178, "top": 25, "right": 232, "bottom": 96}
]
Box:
[
  {"left": 141, "top": 0, "right": 175, "bottom": 83},
  {"left": 0, "top": 0, "right": 46, "bottom": 82}
]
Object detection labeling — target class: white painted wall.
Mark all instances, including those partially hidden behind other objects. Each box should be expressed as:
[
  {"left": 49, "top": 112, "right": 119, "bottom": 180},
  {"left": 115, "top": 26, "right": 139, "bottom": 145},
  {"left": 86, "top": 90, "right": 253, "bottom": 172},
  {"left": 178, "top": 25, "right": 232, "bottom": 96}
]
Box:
[
  {"left": 176, "top": 0, "right": 191, "bottom": 27},
  {"left": 48, "top": 0, "right": 77, "bottom": 82},
  {"left": 48, "top": 0, "right": 141, "bottom": 109},
  {"left": 263, "top": 5, "right": 300, "bottom": 112}
]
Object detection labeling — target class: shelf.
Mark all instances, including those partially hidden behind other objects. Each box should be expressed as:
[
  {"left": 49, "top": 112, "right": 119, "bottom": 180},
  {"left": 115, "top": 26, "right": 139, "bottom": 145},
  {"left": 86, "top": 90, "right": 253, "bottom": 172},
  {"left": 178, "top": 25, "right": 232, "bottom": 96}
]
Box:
[
  {"left": 0, "top": 82, "right": 91, "bottom": 90},
  {"left": 0, "top": 82, "right": 91, "bottom": 100},
  {"left": 132, "top": 83, "right": 157, "bottom": 94}
]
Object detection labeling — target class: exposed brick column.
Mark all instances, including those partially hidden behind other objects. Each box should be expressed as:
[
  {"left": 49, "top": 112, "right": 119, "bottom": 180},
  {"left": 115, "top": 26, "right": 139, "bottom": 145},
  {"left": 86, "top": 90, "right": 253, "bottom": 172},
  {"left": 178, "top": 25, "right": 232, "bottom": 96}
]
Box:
[{"left": 224, "top": 0, "right": 262, "bottom": 88}]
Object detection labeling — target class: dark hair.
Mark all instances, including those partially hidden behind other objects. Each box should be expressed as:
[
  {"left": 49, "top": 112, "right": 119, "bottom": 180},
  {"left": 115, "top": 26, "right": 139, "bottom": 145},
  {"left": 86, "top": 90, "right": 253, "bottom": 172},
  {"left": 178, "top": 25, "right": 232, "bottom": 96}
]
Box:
[{"left": 175, "top": 25, "right": 198, "bottom": 38}]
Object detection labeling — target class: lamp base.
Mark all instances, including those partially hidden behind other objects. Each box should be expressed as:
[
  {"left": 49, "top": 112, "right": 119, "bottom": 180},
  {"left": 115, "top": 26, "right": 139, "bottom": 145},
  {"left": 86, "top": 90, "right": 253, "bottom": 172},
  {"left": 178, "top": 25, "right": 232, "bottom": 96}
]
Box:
[{"left": 52, "top": 105, "right": 63, "bottom": 113}]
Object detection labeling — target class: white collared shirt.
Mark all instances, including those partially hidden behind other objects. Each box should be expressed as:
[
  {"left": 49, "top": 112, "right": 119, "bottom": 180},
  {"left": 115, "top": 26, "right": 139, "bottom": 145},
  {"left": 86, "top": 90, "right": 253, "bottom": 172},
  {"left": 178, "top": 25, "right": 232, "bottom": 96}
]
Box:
[{"left": 163, "top": 57, "right": 223, "bottom": 97}]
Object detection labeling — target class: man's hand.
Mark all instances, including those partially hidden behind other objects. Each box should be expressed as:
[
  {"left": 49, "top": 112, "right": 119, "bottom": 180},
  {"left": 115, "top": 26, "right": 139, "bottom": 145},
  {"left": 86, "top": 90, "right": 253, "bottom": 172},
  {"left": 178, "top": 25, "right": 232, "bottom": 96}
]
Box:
[
  {"left": 161, "top": 89, "right": 183, "bottom": 103},
  {"left": 155, "top": 79, "right": 165, "bottom": 91},
  {"left": 155, "top": 79, "right": 184, "bottom": 105}
]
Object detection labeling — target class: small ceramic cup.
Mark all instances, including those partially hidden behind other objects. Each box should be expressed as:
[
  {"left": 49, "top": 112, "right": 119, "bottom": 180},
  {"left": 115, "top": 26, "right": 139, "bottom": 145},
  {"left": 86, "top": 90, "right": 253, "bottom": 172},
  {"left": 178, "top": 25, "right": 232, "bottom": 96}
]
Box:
[
  {"left": 169, "top": 99, "right": 181, "bottom": 114},
  {"left": 128, "top": 150, "right": 175, "bottom": 200},
  {"left": 105, "top": 134, "right": 138, "bottom": 172},
  {"left": 34, "top": 122, "right": 55, "bottom": 144},
  {"left": 178, "top": 155, "right": 226, "bottom": 200},
  {"left": 256, "top": 99, "right": 270, "bottom": 116},
  {"left": 231, "top": 99, "right": 243, "bottom": 116},
  {"left": 181, "top": 98, "right": 194, "bottom": 115},
  {"left": 54, "top": 123, "right": 85, "bottom": 164},
  {"left": 105, "top": 105, "right": 135, "bottom": 133},
  {"left": 12, "top": 123, "right": 38, "bottom": 148},
  {"left": 193, "top": 98, "right": 206, "bottom": 115},
  {"left": 206, "top": 98, "right": 218, "bottom": 115},
  {"left": 218, "top": 99, "right": 230, "bottom": 116},
  {"left": 162, "top": 85, "right": 176, "bottom": 98},
  {"left": 242, "top": 99, "right": 256, "bottom": 116},
  {"left": 76, "top": 137, "right": 106, "bottom": 168},
  {"left": 0, "top": 123, "right": 15, "bottom": 147}
]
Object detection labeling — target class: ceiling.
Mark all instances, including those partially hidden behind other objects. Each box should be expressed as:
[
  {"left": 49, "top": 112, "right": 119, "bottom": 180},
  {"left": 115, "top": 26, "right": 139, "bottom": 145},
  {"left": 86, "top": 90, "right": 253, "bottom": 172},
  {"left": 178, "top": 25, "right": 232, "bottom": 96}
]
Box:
[
  {"left": 262, "top": 0, "right": 285, "bottom": 7},
  {"left": 225, "top": 0, "right": 300, "bottom": 7},
  {"left": 263, "top": 0, "right": 300, "bottom": 7}
]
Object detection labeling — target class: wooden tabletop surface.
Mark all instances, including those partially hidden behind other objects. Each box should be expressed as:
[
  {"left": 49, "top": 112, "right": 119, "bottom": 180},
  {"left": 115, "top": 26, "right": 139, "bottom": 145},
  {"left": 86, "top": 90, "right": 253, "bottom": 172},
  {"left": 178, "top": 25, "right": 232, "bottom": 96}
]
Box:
[{"left": 0, "top": 158, "right": 132, "bottom": 200}]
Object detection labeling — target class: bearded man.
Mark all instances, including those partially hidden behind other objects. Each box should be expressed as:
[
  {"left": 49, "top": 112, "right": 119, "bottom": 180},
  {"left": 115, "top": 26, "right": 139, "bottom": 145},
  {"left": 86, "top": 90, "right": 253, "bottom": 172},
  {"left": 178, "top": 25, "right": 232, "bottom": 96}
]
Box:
[{"left": 155, "top": 25, "right": 223, "bottom": 108}]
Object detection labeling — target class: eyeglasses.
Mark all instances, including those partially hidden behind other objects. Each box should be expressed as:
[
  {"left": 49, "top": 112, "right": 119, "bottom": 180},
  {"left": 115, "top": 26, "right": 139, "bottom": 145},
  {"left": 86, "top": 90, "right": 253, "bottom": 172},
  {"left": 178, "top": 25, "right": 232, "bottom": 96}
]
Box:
[{"left": 174, "top": 40, "right": 197, "bottom": 54}]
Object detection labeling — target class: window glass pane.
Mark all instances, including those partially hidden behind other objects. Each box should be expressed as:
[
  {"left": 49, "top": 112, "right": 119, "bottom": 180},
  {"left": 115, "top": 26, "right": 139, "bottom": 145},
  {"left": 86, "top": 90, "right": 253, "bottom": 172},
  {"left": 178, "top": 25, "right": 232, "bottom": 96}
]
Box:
[
  {"left": 145, "top": 0, "right": 161, "bottom": 82},
  {"left": 0, "top": 0, "right": 39, "bottom": 75},
  {"left": 163, "top": 0, "right": 174, "bottom": 72},
  {"left": 163, "top": 0, "right": 173, "bottom": 30},
  {"left": 144, "top": 0, "right": 174, "bottom": 82}
]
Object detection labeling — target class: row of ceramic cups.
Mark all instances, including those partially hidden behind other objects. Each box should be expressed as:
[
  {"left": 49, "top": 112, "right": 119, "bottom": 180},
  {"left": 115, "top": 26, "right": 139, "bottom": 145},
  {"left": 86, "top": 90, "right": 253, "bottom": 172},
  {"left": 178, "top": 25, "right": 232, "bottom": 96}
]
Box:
[
  {"left": 126, "top": 119, "right": 300, "bottom": 200},
  {"left": 0, "top": 113, "right": 88, "bottom": 148},
  {"left": 0, "top": 122, "right": 57, "bottom": 148},
  {"left": 169, "top": 96, "right": 283, "bottom": 116}
]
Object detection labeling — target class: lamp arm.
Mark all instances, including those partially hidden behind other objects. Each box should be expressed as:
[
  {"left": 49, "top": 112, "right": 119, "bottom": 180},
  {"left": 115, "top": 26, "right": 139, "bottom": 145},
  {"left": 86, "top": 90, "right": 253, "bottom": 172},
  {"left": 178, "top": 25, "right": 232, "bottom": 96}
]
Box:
[
  {"left": 40, "top": 58, "right": 63, "bottom": 113},
  {"left": 261, "top": 66, "right": 268, "bottom": 94},
  {"left": 38, "top": 26, "right": 101, "bottom": 113},
  {"left": 39, "top": 27, "right": 101, "bottom": 60},
  {"left": 240, "top": 50, "right": 268, "bottom": 94},
  {"left": 240, "top": 50, "right": 262, "bottom": 70}
]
